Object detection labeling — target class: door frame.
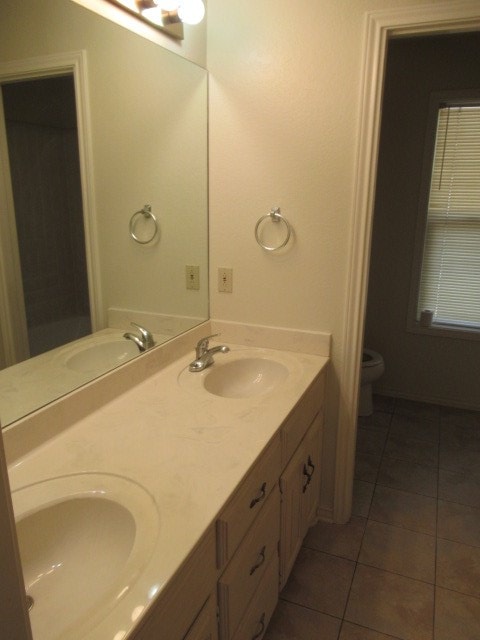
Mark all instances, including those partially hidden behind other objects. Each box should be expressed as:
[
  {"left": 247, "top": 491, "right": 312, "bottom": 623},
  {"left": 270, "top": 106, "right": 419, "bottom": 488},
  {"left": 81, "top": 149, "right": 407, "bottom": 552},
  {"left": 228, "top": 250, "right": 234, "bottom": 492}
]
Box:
[
  {"left": 334, "top": 1, "right": 480, "bottom": 523},
  {"left": 0, "top": 50, "right": 102, "bottom": 366}
]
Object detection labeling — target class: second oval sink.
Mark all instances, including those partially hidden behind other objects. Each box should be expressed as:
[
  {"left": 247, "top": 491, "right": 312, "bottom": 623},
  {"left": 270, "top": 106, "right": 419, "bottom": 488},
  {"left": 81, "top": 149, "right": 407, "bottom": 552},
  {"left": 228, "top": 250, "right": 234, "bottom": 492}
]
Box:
[
  {"left": 12, "top": 473, "right": 159, "bottom": 640},
  {"left": 203, "top": 357, "right": 289, "bottom": 398}
]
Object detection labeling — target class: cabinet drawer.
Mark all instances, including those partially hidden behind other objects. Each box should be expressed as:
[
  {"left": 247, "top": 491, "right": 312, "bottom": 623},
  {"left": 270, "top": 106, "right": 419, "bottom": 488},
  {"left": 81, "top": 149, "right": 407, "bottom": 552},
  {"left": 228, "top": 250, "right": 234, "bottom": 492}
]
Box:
[
  {"left": 217, "top": 434, "right": 281, "bottom": 568},
  {"left": 218, "top": 486, "right": 280, "bottom": 640},
  {"left": 231, "top": 555, "right": 279, "bottom": 640},
  {"left": 281, "top": 370, "right": 325, "bottom": 466}
]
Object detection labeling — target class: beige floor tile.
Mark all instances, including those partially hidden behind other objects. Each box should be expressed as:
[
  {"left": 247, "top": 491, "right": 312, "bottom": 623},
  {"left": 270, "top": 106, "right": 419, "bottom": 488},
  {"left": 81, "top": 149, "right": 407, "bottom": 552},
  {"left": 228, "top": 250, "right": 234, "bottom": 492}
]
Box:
[
  {"left": 377, "top": 457, "right": 437, "bottom": 497},
  {"left": 339, "top": 621, "right": 401, "bottom": 639},
  {"left": 389, "top": 413, "right": 439, "bottom": 443},
  {"left": 359, "top": 520, "right": 435, "bottom": 583},
  {"left": 264, "top": 600, "right": 341, "bottom": 640},
  {"left": 384, "top": 433, "right": 438, "bottom": 467},
  {"left": 345, "top": 565, "right": 434, "bottom": 640},
  {"left": 356, "top": 428, "right": 387, "bottom": 456},
  {"left": 437, "top": 500, "right": 480, "bottom": 548},
  {"left": 280, "top": 547, "right": 355, "bottom": 618},
  {"left": 441, "top": 423, "right": 480, "bottom": 451},
  {"left": 355, "top": 451, "right": 382, "bottom": 482},
  {"left": 438, "top": 468, "right": 480, "bottom": 508},
  {"left": 372, "top": 395, "right": 395, "bottom": 414},
  {"left": 437, "top": 538, "right": 480, "bottom": 598},
  {"left": 440, "top": 406, "right": 480, "bottom": 429},
  {"left": 435, "top": 587, "right": 480, "bottom": 640},
  {"left": 352, "top": 480, "right": 374, "bottom": 518},
  {"left": 369, "top": 485, "right": 437, "bottom": 535},
  {"left": 358, "top": 410, "right": 392, "bottom": 430},
  {"left": 394, "top": 398, "right": 440, "bottom": 421},
  {"left": 303, "top": 516, "right": 366, "bottom": 561},
  {"left": 439, "top": 446, "right": 480, "bottom": 476}
]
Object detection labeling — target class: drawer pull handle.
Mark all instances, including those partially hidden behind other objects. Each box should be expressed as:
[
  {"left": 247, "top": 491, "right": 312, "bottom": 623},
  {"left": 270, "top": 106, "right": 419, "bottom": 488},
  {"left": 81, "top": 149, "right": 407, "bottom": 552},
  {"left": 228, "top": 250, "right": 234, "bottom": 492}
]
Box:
[
  {"left": 249, "top": 545, "right": 266, "bottom": 575},
  {"left": 302, "top": 456, "right": 315, "bottom": 493},
  {"left": 250, "top": 482, "right": 267, "bottom": 508},
  {"left": 307, "top": 455, "right": 315, "bottom": 475},
  {"left": 252, "top": 612, "right": 266, "bottom": 640}
]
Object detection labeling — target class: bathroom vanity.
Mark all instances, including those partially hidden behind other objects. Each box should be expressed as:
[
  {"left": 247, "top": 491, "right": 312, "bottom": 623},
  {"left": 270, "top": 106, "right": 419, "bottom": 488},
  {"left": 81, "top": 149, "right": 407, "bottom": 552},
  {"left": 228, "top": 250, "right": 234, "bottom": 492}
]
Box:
[{"left": 4, "top": 323, "right": 329, "bottom": 640}]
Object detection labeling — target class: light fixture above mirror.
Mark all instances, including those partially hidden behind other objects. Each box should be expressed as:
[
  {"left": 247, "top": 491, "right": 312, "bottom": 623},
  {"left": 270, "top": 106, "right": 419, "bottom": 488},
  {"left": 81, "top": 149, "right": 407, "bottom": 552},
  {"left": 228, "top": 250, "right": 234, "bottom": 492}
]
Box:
[{"left": 108, "top": 0, "right": 206, "bottom": 39}]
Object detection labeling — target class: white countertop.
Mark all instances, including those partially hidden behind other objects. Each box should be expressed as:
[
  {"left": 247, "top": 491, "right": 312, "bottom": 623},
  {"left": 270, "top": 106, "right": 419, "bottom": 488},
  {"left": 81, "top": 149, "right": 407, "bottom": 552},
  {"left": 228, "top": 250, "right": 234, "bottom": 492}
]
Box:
[{"left": 7, "top": 342, "right": 328, "bottom": 640}]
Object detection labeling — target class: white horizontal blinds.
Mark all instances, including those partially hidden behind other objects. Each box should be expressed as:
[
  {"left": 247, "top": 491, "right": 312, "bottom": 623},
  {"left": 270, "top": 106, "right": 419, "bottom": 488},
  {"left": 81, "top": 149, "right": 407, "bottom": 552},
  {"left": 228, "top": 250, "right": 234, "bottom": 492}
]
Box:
[{"left": 417, "top": 104, "right": 480, "bottom": 329}]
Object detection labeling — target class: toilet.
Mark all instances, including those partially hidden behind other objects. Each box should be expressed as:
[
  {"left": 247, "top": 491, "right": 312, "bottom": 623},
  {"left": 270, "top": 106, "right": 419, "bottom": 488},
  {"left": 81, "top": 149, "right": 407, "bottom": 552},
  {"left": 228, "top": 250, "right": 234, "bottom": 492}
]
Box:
[{"left": 359, "top": 348, "right": 385, "bottom": 416}]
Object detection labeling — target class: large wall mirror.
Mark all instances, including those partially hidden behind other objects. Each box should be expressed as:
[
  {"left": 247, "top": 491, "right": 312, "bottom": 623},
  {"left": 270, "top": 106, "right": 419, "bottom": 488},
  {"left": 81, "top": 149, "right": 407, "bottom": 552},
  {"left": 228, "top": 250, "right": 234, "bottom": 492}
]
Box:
[{"left": 0, "top": 0, "right": 208, "bottom": 427}]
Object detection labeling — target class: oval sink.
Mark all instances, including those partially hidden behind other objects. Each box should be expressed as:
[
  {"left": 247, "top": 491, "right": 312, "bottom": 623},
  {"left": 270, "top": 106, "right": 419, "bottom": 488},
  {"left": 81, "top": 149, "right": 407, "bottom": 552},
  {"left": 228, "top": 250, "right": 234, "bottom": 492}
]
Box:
[
  {"left": 12, "top": 473, "right": 159, "bottom": 640},
  {"left": 65, "top": 339, "right": 140, "bottom": 374},
  {"left": 203, "top": 357, "right": 289, "bottom": 398}
]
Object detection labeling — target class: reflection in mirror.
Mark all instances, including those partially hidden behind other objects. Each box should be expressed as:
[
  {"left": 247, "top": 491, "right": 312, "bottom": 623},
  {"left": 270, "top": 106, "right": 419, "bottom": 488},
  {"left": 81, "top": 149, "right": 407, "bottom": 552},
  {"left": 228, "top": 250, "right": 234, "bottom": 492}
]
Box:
[
  {"left": 2, "top": 75, "right": 92, "bottom": 358},
  {"left": 0, "top": 0, "right": 208, "bottom": 427}
]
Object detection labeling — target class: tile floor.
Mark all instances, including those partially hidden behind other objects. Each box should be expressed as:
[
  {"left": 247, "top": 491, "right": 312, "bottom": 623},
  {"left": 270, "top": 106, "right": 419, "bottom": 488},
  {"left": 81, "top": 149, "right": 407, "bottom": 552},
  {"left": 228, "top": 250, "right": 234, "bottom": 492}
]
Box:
[{"left": 264, "top": 396, "right": 480, "bottom": 640}]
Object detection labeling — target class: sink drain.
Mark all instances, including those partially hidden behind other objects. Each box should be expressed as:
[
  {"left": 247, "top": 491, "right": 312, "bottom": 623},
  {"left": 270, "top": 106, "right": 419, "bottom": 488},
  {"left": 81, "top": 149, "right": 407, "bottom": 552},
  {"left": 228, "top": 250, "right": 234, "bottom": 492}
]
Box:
[{"left": 26, "top": 595, "right": 34, "bottom": 611}]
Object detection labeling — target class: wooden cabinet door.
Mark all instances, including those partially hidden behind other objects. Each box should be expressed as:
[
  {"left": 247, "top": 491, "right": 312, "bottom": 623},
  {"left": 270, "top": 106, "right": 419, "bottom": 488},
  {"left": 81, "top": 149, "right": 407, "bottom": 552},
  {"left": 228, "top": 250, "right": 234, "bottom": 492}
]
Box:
[
  {"left": 279, "top": 412, "right": 322, "bottom": 590},
  {"left": 300, "top": 412, "right": 323, "bottom": 534}
]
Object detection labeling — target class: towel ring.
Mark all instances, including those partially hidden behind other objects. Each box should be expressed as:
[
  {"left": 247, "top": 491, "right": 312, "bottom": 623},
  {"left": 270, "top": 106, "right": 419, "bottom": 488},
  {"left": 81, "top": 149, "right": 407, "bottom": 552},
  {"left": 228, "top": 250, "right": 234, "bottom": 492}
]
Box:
[
  {"left": 255, "top": 207, "right": 292, "bottom": 251},
  {"left": 129, "top": 204, "right": 158, "bottom": 244}
]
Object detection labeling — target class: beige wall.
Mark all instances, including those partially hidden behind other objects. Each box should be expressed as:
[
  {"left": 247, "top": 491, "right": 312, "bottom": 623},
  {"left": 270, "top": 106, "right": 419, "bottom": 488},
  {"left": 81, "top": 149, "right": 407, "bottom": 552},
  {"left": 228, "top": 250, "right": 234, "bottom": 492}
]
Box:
[
  {"left": 365, "top": 33, "right": 480, "bottom": 410},
  {"left": 206, "top": 0, "right": 440, "bottom": 511}
]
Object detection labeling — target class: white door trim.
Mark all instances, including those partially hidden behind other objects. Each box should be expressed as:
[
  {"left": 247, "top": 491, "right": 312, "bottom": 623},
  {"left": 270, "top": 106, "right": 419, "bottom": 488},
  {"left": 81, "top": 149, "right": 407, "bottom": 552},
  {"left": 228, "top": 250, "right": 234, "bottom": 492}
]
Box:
[
  {"left": 0, "top": 51, "right": 103, "bottom": 346},
  {"left": 334, "top": 1, "right": 480, "bottom": 523}
]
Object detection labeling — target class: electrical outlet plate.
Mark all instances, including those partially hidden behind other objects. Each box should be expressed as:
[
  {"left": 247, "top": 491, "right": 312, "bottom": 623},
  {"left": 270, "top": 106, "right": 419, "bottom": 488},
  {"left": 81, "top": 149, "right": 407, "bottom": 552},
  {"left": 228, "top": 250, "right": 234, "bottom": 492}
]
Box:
[
  {"left": 185, "top": 265, "right": 200, "bottom": 290},
  {"left": 218, "top": 267, "right": 233, "bottom": 293}
]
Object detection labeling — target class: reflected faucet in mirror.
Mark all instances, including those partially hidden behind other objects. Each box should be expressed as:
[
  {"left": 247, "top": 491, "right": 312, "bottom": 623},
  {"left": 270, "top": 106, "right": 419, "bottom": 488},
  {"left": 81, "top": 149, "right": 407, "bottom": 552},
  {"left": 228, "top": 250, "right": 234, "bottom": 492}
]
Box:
[{"left": 124, "top": 323, "right": 155, "bottom": 352}]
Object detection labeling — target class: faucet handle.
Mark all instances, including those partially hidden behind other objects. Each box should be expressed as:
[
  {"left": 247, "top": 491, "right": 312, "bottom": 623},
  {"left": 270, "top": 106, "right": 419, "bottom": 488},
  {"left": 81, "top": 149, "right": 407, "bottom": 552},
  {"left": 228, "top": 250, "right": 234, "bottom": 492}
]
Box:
[{"left": 195, "top": 333, "right": 219, "bottom": 357}]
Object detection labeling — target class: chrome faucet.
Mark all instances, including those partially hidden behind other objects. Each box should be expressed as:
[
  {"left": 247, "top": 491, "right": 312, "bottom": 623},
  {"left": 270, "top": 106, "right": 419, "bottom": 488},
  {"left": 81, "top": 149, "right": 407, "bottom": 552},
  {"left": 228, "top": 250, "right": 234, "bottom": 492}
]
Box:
[
  {"left": 189, "top": 334, "right": 230, "bottom": 372},
  {"left": 123, "top": 322, "right": 155, "bottom": 352}
]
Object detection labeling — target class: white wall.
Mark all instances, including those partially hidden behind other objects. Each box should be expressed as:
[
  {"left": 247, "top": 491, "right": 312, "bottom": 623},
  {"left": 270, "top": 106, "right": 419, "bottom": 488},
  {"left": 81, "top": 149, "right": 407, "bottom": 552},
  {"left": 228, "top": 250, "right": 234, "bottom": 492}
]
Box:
[{"left": 206, "top": 0, "right": 450, "bottom": 513}]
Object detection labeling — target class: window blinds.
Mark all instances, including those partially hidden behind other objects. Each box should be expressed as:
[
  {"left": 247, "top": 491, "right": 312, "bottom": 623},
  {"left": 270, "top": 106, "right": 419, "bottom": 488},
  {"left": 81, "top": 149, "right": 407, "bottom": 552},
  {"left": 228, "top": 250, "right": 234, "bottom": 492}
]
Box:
[{"left": 417, "top": 105, "right": 480, "bottom": 329}]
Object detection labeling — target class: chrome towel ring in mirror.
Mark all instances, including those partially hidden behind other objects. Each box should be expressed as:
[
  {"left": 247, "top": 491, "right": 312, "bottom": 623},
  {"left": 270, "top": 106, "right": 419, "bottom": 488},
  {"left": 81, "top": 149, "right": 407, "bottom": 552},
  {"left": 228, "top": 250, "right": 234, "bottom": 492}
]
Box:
[
  {"left": 129, "top": 204, "right": 159, "bottom": 244},
  {"left": 254, "top": 207, "right": 292, "bottom": 251}
]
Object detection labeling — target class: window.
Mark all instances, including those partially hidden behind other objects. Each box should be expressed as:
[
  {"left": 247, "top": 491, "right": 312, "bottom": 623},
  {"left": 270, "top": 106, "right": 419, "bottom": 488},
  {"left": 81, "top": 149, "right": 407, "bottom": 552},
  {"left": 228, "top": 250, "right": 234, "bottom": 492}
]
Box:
[{"left": 412, "top": 96, "right": 480, "bottom": 337}]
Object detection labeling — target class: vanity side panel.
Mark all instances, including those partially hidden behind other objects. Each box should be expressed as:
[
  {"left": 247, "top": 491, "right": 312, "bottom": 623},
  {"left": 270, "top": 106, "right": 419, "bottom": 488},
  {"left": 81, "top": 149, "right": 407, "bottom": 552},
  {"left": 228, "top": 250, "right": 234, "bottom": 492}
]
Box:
[
  {"left": 183, "top": 595, "right": 218, "bottom": 640},
  {"left": 132, "top": 526, "right": 217, "bottom": 640}
]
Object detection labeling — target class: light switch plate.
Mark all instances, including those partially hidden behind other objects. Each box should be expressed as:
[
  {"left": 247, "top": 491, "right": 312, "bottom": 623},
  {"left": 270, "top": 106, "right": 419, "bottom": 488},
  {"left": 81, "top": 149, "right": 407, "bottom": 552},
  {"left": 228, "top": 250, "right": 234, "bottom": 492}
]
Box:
[
  {"left": 218, "top": 267, "right": 233, "bottom": 293},
  {"left": 186, "top": 265, "right": 200, "bottom": 290}
]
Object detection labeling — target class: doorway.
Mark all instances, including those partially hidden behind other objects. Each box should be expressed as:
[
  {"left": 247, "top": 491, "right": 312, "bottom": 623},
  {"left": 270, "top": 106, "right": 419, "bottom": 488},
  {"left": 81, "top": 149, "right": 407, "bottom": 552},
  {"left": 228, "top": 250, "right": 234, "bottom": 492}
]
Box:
[
  {"left": 1, "top": 75, "right": 91, "bottom": 360},
  {"left": 364, "top": 32, "right": 480, "bottom": 410},
  {"left": 334, "top": 3, "right": 480, "bottom": 524}
]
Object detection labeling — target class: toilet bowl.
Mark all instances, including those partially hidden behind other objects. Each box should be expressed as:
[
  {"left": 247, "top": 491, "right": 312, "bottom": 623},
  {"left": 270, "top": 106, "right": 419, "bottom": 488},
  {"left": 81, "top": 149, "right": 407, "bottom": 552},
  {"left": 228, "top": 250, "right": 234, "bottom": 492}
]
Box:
[{"left": 359, "top": 348, "right": 385, "bottom": 416}]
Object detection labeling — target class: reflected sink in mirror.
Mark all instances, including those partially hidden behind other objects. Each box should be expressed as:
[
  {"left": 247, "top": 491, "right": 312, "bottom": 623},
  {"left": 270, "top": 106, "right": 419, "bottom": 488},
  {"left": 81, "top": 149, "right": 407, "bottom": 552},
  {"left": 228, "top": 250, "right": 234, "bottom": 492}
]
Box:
[
  {"left": 204, "top": 358, "right": 289, "bottom": 398},
  {"left": 179, "top": 349, "right": 295, "bottom": 399},
  {"left": 12, "top": 473, "right": 159, "bottom": 640},
  {"left": 65, "top": 338, "right": 140, "bottom": 374}
]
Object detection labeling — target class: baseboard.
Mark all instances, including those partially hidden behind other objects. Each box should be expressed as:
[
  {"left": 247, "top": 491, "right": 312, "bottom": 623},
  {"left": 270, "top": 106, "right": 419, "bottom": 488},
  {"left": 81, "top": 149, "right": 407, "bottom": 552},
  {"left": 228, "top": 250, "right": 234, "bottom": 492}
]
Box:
[{"left": 374, "top": 387, "right": 480, "bottom": 412}]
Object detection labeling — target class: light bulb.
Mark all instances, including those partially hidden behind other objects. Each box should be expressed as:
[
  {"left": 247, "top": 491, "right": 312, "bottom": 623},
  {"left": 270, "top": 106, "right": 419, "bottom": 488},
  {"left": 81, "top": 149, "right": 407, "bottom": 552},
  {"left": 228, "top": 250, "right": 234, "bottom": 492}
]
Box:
[
  {"left": 177, "top": 0, "right": 205, "bottom": 25},
  {"left": 156, "top": 1, "right": 179, "bottom": 9}
]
